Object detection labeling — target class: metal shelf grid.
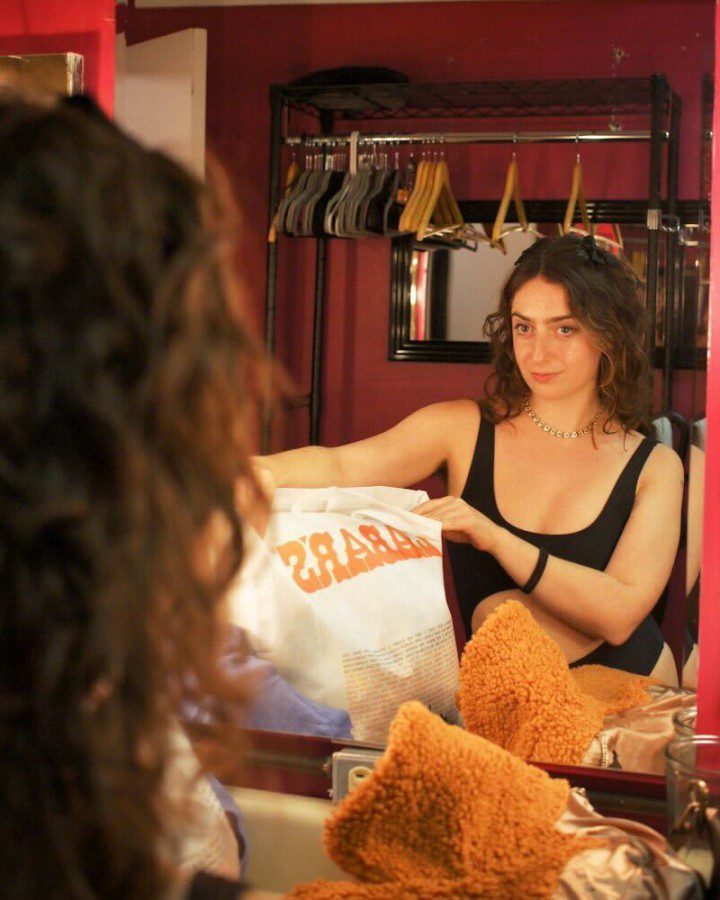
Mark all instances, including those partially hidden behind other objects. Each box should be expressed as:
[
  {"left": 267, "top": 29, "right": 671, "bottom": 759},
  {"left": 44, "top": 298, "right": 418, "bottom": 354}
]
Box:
[{"left": 280, "top": 77, "right": 669, "bottom": 122}]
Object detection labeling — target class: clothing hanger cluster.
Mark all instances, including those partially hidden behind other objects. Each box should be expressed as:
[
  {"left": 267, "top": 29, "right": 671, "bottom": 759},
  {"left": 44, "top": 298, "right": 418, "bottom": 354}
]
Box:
[
  {"left": 271, "top": 134, "right": 626, "bottom": 255},
  {"left": 271, "top": 132, "right": 410, "bottom": 240}
]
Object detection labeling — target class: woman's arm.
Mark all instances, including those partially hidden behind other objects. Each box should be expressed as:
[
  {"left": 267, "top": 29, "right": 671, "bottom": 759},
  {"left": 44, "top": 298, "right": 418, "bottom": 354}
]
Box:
[
  {"left": 471, "top": 589, "right": 603, "bottom": 661},
  {"left": 255, "top": 400, "right": 475, "bottom": 490},
  {"left": 416, "top": 443, "right": 684, "bottom": 645}
]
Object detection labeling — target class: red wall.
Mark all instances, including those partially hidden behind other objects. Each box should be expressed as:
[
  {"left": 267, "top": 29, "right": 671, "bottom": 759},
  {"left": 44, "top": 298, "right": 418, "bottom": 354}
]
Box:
[
  {"left": 123, "top": 0, "right": 713, "bottom": 452},
  {"left": 0, "top": 0, "right": 115, "bottom": 111}
]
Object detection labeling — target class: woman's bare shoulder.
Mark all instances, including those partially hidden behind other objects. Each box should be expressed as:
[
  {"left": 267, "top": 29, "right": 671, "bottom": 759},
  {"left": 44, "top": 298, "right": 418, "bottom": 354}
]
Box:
[
  {"left": 420, "top": 398, "right": 482, "bottom": 425},
  {"left": 421, "top": 398, "right": 482, "bottom": 442},
  {"left": 626, "top": 430, "right": 684, "bottom": 494},
  {"left": 646, "top": 440, "right": 684, "bottom": 479}
]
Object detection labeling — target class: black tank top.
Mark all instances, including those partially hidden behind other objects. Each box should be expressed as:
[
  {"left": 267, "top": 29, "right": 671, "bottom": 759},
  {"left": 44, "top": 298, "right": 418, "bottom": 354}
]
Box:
[{"left": 446, "top": 409, "right": 665, "bottom": 675}]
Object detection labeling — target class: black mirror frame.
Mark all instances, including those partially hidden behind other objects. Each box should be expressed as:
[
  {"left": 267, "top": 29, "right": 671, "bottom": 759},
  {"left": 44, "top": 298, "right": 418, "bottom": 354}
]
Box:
[{"left": 388, "top": 199, "right": 708, "bottom": 367}]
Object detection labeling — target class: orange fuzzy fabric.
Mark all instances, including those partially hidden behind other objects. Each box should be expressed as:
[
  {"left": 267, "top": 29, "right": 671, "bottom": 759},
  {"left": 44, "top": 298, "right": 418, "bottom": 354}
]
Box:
[
  {"left": 571, "top": 663, "right": 654, "bottom": 713},
  {"left": 457, "top": 601, "right": 654, "bottom": 765},
  {"left": 288, "top": 701, "right": 591, "bottom": 900}
]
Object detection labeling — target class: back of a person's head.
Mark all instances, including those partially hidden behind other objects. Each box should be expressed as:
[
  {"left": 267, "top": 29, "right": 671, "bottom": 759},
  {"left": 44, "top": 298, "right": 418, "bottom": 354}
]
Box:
[{"left": 0, "top": 94, "right": 263, "bottom": 898}]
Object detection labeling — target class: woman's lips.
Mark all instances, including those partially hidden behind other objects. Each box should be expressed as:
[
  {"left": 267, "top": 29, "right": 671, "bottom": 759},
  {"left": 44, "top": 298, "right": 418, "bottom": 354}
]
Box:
[{"left": 531, "top": 372, "right": 560, "bottom": 383}]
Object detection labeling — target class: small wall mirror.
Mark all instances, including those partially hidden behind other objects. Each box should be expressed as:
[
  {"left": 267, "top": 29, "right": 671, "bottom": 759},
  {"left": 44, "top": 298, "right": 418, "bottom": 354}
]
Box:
[
  {"left": 400, "top": 222, "right": 649, "bottom": 344},
  {"left": 388, "top": 200, "right": 705, "bottom": 366}
]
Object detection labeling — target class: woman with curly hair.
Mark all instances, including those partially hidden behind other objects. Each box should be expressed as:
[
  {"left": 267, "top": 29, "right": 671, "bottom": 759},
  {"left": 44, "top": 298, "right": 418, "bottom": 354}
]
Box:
[
  {"left": 260, "top": 235, "right": 683, "bottom": 683},
  {"left": 0, "top": 92, "right": 276, "bottom": 898}
]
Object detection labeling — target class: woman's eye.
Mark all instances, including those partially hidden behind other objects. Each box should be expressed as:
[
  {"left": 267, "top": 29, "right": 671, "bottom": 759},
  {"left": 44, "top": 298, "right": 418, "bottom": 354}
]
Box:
[
  {"left": 558, "top": 325, "right": 576, "bottom": 336},
  {"left": 513, "top": 323, "right": 531, "bottom": 334}
]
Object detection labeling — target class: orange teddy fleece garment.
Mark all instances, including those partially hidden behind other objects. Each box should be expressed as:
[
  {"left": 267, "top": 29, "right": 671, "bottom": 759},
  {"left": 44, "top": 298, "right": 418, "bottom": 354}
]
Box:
[
  {"left": 288, "top": 701, "right": 594, "bottom": 900},
  {"left": 457, "top": 600, "right": 654, "bottom": 765}
]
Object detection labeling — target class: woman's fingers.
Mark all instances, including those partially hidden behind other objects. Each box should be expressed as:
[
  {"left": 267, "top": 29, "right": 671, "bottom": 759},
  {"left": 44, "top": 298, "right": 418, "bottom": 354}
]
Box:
[
  {"left": 413, "top": 495, "right": 461, "bottom": 515},
  {"left": 413, "top": 496, "right": 497, "bottom": 550}
]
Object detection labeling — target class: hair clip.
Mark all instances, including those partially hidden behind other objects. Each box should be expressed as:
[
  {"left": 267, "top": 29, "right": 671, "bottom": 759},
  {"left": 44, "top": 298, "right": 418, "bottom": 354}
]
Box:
[{"left": 579, "top": 234, "right": 621, "bottom": 269}]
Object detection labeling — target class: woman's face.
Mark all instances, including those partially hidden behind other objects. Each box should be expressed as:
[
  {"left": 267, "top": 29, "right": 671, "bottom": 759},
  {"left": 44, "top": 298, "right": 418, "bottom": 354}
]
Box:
[{"left": 510, "top": 276, "right": 603, "bottom": 400}]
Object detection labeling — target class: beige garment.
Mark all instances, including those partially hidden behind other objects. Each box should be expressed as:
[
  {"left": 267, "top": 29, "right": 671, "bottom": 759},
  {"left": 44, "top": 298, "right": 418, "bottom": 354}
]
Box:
[
  {"left": 582, "top": 685, "right": 697, "bottom": 774},
  {"left": 159, "top": 723, "right": 242, "bottom": 883},
  {"left": 555, "top": 789, "right": 702, "bottom": 899}
]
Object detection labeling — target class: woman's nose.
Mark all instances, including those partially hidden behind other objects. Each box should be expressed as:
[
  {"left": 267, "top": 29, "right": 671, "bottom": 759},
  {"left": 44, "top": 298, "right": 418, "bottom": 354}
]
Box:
[{"left": 529, "top": 334, "right": 552, "bottom": 363}]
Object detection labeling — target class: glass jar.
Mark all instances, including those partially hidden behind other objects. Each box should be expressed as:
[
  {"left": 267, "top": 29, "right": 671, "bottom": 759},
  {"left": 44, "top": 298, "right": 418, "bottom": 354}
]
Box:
[{"left": 665, "top": 735, "right": 720, "bottom": 830}]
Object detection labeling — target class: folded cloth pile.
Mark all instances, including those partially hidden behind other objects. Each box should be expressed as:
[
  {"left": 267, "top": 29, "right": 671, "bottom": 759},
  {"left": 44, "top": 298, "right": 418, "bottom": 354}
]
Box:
[
  {"left": 457, "top": 601, "right": 654, "bottom": 766},
  {"left": 288, "top": 701, "right": 594, "bottom": 899}
]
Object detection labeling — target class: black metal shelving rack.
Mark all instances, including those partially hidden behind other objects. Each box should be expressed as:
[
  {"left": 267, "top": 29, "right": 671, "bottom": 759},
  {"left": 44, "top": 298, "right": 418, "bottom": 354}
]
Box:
[{"left": 264, "top": 76, "right": 680, "bottom": 448}]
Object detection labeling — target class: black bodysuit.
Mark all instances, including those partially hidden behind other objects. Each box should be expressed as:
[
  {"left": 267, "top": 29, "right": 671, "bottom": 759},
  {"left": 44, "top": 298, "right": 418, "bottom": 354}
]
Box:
[{"left": 447, "top": 409, "right": 664, "bottom": 675}]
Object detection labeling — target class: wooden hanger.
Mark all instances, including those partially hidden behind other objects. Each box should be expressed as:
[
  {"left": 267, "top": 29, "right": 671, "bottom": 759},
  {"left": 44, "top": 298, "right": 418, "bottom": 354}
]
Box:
[
  {"left": 491, "top": 155, "right": 530, "bottom": 249},
  {"left": 562, "top": 150, "right": 626, "bottom": 254},
  {"left": 562, "top": 151, "right": 592, "bottom": 235},
  {"left": 400, "top": 154, "right": 434, "bottom": 232},
  {"left": 415, "top": 158, "right": 464, "bottom": 240}
]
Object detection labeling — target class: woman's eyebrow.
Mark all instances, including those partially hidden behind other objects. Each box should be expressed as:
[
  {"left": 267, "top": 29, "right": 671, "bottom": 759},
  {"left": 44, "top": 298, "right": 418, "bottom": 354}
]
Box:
[{"left": 511, "top": 312, "right": 577, "bottom": 323}]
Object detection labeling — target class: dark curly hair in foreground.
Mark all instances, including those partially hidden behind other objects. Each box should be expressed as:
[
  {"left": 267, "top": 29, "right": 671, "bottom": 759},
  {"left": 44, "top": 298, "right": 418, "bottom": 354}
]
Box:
[
  {"left": 0, "top": 95, "right": 268, "bottom": 897},
  {"left": 481, "top": 234, "right": 652, "bottom": 435}
]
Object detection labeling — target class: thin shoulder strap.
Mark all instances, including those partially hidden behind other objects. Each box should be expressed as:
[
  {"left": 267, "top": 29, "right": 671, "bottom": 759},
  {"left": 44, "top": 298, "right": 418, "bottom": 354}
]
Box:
[{"left": 460, "top": 403, "right": 496, "bottom": 514}]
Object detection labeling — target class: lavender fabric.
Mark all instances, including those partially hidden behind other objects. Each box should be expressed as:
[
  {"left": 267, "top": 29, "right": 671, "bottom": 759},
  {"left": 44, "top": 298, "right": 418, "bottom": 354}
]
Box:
[{"left": 180, "top": 629, "right": 353, "bottom": 740}]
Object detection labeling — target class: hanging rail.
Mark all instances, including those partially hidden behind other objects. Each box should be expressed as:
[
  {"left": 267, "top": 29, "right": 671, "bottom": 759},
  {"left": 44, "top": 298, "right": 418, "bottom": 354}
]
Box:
[{"left": 284, "top": 129, "right": 667, "bottom": 147}]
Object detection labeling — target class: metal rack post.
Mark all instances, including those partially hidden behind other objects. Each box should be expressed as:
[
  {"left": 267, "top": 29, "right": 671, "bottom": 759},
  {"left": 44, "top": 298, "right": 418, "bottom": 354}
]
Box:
[
  {"left": 645, "top": 74, "right": 668, "bottom": 361},
  {"left": 262, "top": 85, "right": 285, "bottom": 452}
]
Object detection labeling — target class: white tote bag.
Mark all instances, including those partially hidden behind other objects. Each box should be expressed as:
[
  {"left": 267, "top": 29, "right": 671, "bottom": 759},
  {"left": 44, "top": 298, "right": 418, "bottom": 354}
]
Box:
[{"left": 228, "top": 487, "right": 460, "bottom": 743}]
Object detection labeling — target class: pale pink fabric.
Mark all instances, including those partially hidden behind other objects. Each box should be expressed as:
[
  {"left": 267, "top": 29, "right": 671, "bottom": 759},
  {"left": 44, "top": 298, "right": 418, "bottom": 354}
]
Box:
[
  {"left": 555, "top": 790, "right": 702, "bottom": 898},
  {"left": 581, "top": 686, "right": 696, "bottom": 774}
]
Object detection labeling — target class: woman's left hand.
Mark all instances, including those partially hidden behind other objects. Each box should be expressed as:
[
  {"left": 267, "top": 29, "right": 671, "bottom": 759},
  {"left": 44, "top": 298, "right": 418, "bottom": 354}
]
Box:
[{"left": 413, "top": 496, "right": 501, "bottom": 554}]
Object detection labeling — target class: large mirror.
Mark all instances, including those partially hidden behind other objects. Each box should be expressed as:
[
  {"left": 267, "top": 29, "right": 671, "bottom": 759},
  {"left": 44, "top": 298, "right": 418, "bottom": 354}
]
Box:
[{"left": 113, "top": 3, "right": 716, "bottom": 793}]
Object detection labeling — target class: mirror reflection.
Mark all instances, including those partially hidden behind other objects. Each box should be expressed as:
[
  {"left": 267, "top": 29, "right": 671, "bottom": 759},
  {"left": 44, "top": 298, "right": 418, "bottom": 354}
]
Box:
[
  {"left": 107, "top": 17, "right": 713, "bottom": 788},
  {"left": 407, "top": 223, "right": 651, "bottom": 344},
  {"left": 225, "top": 228, "right": 700, "bottom": 776}
]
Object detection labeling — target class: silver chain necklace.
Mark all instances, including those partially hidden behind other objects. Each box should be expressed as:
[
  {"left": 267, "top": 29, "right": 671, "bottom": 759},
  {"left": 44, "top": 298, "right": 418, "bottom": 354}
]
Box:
[{"left": 523, "top": 397, "right": 603, "bottom": 439}]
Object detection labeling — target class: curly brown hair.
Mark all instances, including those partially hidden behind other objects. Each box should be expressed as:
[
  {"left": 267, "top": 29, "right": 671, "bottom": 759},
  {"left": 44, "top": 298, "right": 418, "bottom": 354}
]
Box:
[
  {"left": 481, "top": 234, "right": 653, "bottom": 435},
  {"left": 0, "top": 95, "right": 269, "bottom": 897}
]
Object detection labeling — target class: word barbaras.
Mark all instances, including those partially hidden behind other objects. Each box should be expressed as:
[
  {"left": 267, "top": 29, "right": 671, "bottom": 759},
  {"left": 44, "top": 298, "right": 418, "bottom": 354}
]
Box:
[{"left": 274, "top": 522, "right": 441, "bottom": 594}]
